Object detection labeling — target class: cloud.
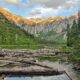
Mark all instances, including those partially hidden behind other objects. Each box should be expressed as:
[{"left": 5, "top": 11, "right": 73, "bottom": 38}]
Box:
[
  {"left": 28, "top": 7, "right": 61, "bottom": 18},
  {"left": 5, "top": 0, "right": 20, "bottom": 5},
  {"left": 0, "top": 0, "right": 78, "bottom": 18},
  {"left": 66, "top": 0, "right": 78, "bottom": 4},
  {"left": 66, "top": 0, "right": 78, "bottom": 11},
  {"left": 2, "top": 0, "right": 26, "bottom": 9},
  {"left": 27, "top": 0, "right": 78, "bottom": 18},
  {"left": 3, "top": 8, "right": 10, "bottom": 11},
  {"left": 29, "top": 0, "right": 68, "bottom": 8},
  {"left": 29, "top": 0, "right": 79, "bottom": 11},
  {"left": 4, "top": 0, "right": 78, "bottom": 10},
  {"left": 1, "top": 0, "right": 32, "bottom": 9},
  {"left": 29, "top": 9, "right": 41, "bottom": 16}
]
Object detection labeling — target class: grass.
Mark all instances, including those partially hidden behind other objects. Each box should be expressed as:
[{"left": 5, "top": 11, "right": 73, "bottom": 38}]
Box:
[
  {"left": 0, "top": 18, "right": 41, "bottom": 49},
  {"left": 37, "top": 56, "right": 62, "bottom": 62},
  {"left": 0, "top": 45, "right": 43, "bottom": 49}
]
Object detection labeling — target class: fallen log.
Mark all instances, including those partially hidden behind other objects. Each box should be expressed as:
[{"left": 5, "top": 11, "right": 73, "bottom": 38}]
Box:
[
  {"left": 0, "top": 58, "right": 53, "bottom": 69},
  {"left": 64, "top": 70, "right": 73, "bottom": 80},
  {"left": 0, "top": 69, "right": 64, "bottom": 76},
  {"left": 0, "top": 58, "right": 65, "bottom": 76}
]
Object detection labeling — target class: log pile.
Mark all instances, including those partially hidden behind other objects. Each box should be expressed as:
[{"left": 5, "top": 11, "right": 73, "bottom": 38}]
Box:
[{"left": 0, "top": 49, "right": 64, "bottom": 76}]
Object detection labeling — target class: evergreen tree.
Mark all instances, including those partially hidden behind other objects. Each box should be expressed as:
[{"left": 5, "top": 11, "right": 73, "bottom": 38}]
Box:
[
  {"left": 78, "top": 14, "right": 80, "bottom": 34},
  {"left": 68, "top": 16, "right": 80, "bottom": 68},
  {"left": 67, "top": 20, "right": 77, "bottom": 47},
  {"left": 67, "top": 23, "right": 70, "bottom": 46}
]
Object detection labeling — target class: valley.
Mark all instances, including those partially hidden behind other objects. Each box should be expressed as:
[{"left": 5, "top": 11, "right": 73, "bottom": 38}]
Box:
[{"left": 0, "top": 8, "right": 80, "bottom": 80}]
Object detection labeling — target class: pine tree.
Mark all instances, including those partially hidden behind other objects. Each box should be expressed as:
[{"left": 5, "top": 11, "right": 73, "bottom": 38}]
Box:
[
  {"left": 67, "top": 23, "right": 70, "bottom": 46},
  {"left": 78, "top": 14, "right": 80, "bottom": 34},
  {"left": 67, "top": 20, "right": 78, "bottom": 47},
  {"left": 69, "top": 16, "right": 80, "bottom": 68}
]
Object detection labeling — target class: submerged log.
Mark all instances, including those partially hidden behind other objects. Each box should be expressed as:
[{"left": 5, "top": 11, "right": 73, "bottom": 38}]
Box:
[{"left": 0, "top": 69, "right": 64, "bottom": 76}]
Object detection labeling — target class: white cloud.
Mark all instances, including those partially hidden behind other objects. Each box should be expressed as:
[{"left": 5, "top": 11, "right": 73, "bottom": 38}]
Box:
[
  {"left": 29, "top": 0, "right": 78, "bottom": 11},
  {"left": 0, "top": 0, "right": 78, "bottom": 18},
  {"left": 66, "top": 0, "right": 78, "bottom": 4},
  {"left": 28, "top": 7, "right": 62, "bottom": 18},
  {"left": 3, "top": 8, "right": 10, "bottom": 12},
  {"left": 27, "top": 0, "right": 78, "bottom": 18},
  {"left": 29, "top": 9, "right": 41, "bottom": 16},
  {"left": 66, "top": 0, "right": 78, "bottom": 11},
  {"left": 29, "top": 0, "right": 67, "bottom": 8},
  {"left": 6, "top": 0, "right": 19, "bottom": 4}
]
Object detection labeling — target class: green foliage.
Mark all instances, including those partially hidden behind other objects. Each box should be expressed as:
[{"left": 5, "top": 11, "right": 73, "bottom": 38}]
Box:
[
  {"left": 67, "top": 20, "right": 78, "bottom": 47},
  {"left": 0, "top": 19, "right": 40, "bottom": 49},
  {"left": 37, "top": 56, "right": 62, "bottom": 62},
  {"left": 61, "top": 45, "right": 73, "bottom": 53},
  {"left": 39, "top": 29, "right": 66, "bottom": 44},
  {"left": 67, "top": 17, "right": 80, "bottom": 66},
  {"left": 71, "top": 37, "right": 80, "bottom": 63}
]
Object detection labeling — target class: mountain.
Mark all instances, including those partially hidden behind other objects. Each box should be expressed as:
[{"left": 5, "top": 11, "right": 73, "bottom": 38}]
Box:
[
  {"left": 0, "top": 11, "right": 40, "bottom": 49},
  {"left": 0, "top": 8, "right": 79, "bottom": 44}
]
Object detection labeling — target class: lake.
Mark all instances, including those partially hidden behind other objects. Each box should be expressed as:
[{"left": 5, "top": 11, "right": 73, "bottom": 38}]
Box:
[
  {"left": 4, "top": 74, "right": 70, "bottom": 80},
  {"left": 3, "top": 61, "right": 80, "bottom": 80}
]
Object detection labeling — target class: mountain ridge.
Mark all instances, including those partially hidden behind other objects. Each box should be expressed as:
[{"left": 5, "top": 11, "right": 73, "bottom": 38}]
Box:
[
  {"left": 0, "top": 8, "right": 78, "bottom": 25},
  {"left": 0, "top": 8, "right": 79, "bottom": 43}
]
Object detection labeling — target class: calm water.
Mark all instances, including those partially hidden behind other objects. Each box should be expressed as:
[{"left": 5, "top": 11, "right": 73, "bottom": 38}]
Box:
[
  {"left": 4, "top": 61, "right": 80, "bottom": 80},
  {"left": 4, "top": 74, "right": 70, "bottom": 80}
]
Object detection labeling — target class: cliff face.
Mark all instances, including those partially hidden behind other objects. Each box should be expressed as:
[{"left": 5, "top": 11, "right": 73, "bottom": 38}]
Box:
[{"left": 0, "top": 8, "right": 78, "bottom": 43}]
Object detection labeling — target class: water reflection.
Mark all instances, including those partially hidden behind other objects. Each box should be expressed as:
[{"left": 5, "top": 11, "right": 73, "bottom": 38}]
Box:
[
  {"left": 5, "top": 74, "right": 70, "bottom": 80},
  {"left": 2, "top": 61, "right": 80, "bottom": 80}
]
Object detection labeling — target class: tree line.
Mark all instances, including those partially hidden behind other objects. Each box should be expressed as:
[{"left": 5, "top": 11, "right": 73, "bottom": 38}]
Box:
[{"left": 67, "top": 14, "right": 80, "bottom": 69}]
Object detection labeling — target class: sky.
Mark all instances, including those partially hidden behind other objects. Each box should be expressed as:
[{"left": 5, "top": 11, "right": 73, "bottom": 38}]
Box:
[{"left": 0, "top": 0, "right": 79, "bottom": 18}]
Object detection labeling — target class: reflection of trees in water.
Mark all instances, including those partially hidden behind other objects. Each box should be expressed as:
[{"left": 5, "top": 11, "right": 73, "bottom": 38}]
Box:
[
  {"left": 0, "top": 77, "right": 4, "bottom": 80},
  {"left": 0, "top": 75, "right": 6, "bottom": 80}
]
